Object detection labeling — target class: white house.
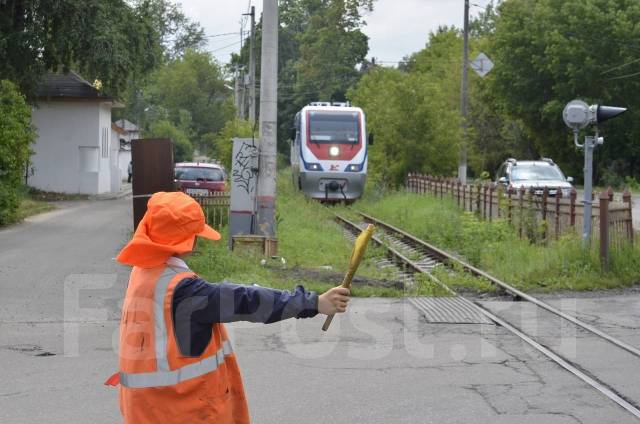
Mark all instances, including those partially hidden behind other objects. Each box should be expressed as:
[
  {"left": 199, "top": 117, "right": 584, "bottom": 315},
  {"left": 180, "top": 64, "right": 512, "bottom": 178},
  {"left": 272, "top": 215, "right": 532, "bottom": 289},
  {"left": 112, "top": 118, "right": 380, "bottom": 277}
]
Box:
[
  {"left": 30, "top": 72, "right": 123, "bottom": 195},
  {"left": 113, "top": 119, "right": 140, "bottom": 181}
]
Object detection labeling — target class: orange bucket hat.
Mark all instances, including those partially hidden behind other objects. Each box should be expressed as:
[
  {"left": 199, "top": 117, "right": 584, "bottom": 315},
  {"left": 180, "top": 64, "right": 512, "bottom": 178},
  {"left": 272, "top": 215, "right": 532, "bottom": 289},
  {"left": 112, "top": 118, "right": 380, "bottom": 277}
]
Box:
[{"left": 117, "top": 191, "right": 221, "bottom": 268}]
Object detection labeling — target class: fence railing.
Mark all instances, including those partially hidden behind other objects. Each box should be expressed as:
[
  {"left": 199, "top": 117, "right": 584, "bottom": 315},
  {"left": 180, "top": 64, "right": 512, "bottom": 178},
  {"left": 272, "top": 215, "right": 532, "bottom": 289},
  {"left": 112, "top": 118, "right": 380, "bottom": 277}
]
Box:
[
  {"left": 406, "top": 174, "right": 634, "bottom": 261},
  {"left": 190, "top": 191, "right": 230, "bottom": 229}
]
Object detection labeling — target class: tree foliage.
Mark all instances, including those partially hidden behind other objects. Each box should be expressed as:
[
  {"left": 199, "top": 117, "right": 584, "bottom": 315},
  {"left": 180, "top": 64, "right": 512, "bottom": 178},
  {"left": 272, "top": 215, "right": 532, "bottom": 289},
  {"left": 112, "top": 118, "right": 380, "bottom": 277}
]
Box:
[
  {"left": 142, "top": 50, "right": 235, "bottom": 156},
  {"left": 214, "top": 119, "right": 256, "bottom": 172},
  {"left": 231, "top": 0, "right": 374, "bottom": 156},
  {"left": 0, "top": 80, "right": 35, "bottom": 225},
  {"left": 0, "top": 0, "right": 205, "bottom": 97},
  {"left": 147, "top": 120, "right": 193, "bottom": 163},
  {"left": 348, "top": 30, "right": 461, "bottom": 186},
  {"left": 489, "top": 0, "right": 640, "bottom": 182}
]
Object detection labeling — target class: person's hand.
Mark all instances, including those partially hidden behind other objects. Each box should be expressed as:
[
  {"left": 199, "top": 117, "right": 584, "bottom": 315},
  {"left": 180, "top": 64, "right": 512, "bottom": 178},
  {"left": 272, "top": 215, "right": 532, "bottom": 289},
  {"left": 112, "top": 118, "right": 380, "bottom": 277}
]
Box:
[{"left": 318, "top": 287, "right": 350, "bottom": 315}]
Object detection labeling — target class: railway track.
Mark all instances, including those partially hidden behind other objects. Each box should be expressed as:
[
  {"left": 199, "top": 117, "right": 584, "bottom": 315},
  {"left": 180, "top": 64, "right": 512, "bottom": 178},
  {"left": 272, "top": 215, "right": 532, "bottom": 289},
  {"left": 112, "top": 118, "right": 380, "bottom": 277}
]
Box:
[{"left": 335, "top": 211, "right": 640, "bottom": 419}]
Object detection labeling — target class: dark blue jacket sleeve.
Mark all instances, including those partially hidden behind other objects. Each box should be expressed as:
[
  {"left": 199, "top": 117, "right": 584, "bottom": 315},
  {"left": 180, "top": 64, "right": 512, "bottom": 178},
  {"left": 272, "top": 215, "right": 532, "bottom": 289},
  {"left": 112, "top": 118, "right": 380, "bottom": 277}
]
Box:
[{"left": 173, "top": 278, "right": 319, "bottom": 325}]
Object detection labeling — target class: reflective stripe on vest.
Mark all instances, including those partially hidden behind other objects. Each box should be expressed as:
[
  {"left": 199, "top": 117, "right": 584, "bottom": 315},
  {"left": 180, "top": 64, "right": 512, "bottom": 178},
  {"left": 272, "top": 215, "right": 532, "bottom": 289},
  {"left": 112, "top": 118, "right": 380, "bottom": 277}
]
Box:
[
  {"left": 120, "top": 266, "right": 234, "bottom": 389},
  {"left": 120, "top": 340, "right": 234, "bottom": 388}
]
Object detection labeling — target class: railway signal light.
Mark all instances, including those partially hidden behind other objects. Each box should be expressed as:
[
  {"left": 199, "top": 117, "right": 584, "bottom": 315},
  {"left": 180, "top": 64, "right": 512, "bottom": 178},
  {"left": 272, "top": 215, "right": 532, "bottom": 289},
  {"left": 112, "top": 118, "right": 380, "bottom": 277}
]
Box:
[{"left": 562, "top": 99, "right": 628, "bottom": 249}]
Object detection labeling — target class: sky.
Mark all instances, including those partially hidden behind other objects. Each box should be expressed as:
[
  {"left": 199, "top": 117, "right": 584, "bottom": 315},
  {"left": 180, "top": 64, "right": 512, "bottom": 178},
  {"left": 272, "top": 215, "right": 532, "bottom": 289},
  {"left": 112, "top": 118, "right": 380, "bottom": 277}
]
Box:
[{"left": 179, "top": 0, "right": 491, "bottom": 65}]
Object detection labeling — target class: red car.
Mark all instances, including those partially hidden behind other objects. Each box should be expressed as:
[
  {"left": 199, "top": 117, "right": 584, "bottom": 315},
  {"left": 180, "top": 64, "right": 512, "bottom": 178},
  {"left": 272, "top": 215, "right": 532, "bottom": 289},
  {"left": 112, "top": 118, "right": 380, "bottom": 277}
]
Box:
[{"left": 174, "top": 162, "right": 226, "bottom": 195}]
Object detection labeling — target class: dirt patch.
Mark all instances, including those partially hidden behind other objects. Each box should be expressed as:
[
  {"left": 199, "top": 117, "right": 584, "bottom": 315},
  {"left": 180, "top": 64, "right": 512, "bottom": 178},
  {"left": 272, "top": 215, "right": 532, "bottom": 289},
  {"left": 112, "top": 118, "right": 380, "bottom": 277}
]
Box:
[{"left": 279, "top": 266, "right": 404, "bottom": 289}]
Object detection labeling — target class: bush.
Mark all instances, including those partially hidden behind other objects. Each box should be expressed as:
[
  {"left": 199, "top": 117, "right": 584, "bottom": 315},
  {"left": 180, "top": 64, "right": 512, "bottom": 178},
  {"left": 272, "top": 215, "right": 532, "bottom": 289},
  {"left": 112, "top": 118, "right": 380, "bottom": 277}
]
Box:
[
  {"left": 213, "top": 119, "right": 255, "bottom": 171},
  {"left": 0, "top": 80, "right": 36, "bottom": 225},
  {"left": 148, "top": 120, "right": 193, "bottom": 163}
]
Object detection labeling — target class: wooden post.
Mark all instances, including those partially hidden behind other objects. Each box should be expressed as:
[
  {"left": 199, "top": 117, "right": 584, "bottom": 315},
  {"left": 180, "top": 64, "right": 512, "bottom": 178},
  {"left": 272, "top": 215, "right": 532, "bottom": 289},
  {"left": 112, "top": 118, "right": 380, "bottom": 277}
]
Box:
[
  {"left": 570, "top": 188, "right": 577, "bottom": 228},
  {"left": 519, "top": 186, "right": 525, "bottom": 238},
  {"left": 476, "top": 183, "right": 482, "bottom": 217},
  {"left": 489, "top": 184, "right": 495, "bottom": 222},
  {"left": 623, "top": 188, "right": 634, "bottom": 244},
  {"left": 483, "top": 184, "right": 488, "bottom": 220},
  {"left": 542, "top": 187, "right": 549, "bottom": 241},
  {"left": 496, "top": 185, "right": 502, "bottom": 218},
  {"left": 599, "top": 189, "right": 610, "bottom": 271},
  {"left": 507, "top": 186, "right": 513, "bottom": 226},
  {"left": 463, "top": 183, "right": 467, "bottom": 211},
  {"left": 457, "top": 181, "right": 461, "bottom": 208},
  {"left": 555, "top": 189, "right": 562, "bottom": 240}
]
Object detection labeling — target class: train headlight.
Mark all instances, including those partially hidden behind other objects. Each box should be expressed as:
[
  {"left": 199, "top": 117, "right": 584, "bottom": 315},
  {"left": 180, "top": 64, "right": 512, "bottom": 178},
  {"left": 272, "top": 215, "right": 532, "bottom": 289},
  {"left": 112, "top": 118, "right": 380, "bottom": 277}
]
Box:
[
  {"left": 346, "top": 163, "right": 363, "bottom": 172},
  {"left": 329, "top": 146, "right": 340, "bottom": 157},
  {"left": 305, "top": 162, "right": 323, "bottom": 171}
]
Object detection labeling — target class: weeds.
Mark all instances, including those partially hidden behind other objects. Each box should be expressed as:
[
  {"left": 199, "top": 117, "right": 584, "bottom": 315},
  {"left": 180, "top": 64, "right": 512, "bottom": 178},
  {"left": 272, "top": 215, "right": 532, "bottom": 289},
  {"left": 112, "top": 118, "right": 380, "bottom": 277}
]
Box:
[{"left": 355, "top": 190, "right": 640, "bottom": 292}]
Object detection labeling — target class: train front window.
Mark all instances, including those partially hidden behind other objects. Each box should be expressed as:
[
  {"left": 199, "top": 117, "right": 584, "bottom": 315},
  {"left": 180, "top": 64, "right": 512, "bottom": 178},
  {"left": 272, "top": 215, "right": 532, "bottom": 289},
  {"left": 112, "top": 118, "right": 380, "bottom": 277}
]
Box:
[{"left": 309, "top": 112, "right": 359, "bottom": 144}]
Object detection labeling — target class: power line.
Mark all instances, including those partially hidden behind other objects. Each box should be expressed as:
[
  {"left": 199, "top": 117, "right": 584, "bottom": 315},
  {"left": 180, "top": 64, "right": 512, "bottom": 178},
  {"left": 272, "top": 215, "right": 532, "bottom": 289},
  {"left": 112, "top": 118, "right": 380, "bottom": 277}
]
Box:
[
  {"left": 206, "top": 31, "right": 241, "bottom": 38},
  {"left": 208, "top": 40, "right": 243, "bottom": 53},
  {"left": 607, "top": 70, "right": 640, "bottom": 81},
  {"left": 600, "top": 57, "right": 640, "bottom": 76}
]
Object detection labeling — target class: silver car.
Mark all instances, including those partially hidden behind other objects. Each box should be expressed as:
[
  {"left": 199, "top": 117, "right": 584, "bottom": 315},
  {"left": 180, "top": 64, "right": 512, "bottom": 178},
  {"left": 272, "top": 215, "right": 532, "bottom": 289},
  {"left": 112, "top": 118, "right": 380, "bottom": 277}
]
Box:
[{"left": 495, "top": 158, "right": 574, "bottom": 197}]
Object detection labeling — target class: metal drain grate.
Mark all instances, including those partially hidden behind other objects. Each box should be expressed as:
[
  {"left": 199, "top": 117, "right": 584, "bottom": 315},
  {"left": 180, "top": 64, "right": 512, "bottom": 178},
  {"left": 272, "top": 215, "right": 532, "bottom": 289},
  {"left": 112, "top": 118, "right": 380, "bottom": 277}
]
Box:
[{"left": 408, "top": 297, "right": 494, "bottom": 325}]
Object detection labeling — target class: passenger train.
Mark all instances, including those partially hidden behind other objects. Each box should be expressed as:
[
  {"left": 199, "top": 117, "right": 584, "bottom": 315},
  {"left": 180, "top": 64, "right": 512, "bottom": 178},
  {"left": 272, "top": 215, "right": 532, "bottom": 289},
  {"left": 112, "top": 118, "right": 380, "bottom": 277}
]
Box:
[{"left": 290, "top": 102, "right": 371, "bottom": 203}]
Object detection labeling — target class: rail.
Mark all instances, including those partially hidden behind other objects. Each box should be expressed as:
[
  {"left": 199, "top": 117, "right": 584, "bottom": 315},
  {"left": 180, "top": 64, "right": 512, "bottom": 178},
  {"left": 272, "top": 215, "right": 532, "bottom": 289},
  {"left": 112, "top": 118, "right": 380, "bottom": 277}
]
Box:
[{"left": 335, "top": 211, "right": 640, "bottom": 419}]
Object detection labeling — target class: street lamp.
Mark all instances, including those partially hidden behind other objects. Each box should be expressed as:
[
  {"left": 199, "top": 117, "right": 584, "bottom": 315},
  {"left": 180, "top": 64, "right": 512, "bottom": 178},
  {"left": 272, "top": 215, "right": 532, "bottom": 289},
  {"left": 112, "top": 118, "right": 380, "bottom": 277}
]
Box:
[{"left": 562, "top": 100, "right": 627, "bottom": 245}]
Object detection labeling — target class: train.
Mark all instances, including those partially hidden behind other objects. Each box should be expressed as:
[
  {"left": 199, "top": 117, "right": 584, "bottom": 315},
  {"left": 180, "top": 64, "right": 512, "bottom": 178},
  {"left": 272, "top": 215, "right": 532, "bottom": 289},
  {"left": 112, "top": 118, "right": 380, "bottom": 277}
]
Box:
[{"left": 290, "top": 102, "right": 372, "bottom": 203}]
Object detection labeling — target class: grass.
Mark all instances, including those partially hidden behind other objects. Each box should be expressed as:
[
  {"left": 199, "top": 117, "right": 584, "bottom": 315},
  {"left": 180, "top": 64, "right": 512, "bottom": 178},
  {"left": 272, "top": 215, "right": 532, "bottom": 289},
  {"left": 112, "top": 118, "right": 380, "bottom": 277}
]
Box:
[
  {"left": 188, "top": 169, "right": 639, "bottom": 296},
  {"left": 11, "top": 186, "right": 57, "bottom": 223},
  {"left": 188, "top": 169, "right": 404, "bottom": 297},
  {"left": 349, "top": 190, "right": 640, "bottom": 292},
  {"left": 16, "top": 197, "right": 55, "bottom": 220}
]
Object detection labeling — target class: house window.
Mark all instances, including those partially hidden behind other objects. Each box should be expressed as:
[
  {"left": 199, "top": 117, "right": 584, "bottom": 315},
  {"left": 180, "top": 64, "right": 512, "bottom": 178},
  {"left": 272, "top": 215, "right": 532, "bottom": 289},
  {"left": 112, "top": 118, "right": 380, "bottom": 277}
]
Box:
[
  {"left": 79, "top": 146, "right": 99, "bottom": 172},
  {"left": 101, "top": 127, "right": 109, "bottom": 158}
]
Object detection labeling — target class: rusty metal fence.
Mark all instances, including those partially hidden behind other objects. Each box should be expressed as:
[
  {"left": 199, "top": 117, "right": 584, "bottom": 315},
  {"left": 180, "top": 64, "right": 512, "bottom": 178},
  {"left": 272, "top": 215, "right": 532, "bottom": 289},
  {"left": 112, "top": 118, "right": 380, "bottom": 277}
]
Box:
[
  {"left": 190, "top": 191, "right": 230, "bottom": 229},
  {"left": 406, "top": 174, "right": 634, "bottom": 259}
]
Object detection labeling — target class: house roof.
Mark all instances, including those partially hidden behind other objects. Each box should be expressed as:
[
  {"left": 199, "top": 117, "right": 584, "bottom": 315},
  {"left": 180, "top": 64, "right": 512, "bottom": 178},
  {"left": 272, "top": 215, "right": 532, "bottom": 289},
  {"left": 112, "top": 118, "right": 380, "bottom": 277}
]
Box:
[
  {"left": 111, "top": 122, "right": 126, "bottom": 135},
  {"left": 35, "top": 71, "right": 113, "bottom": 101},
  {"left": 114, "top": 119, "right": 139, "bottom": 132}
]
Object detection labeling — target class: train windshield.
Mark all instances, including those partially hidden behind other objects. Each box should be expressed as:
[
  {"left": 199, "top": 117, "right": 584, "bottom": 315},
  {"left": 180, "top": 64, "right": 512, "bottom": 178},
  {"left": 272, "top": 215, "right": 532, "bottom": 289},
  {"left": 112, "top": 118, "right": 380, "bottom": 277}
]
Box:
[{"left": 309, "top": 112, "right": 360, "bottom": 144}]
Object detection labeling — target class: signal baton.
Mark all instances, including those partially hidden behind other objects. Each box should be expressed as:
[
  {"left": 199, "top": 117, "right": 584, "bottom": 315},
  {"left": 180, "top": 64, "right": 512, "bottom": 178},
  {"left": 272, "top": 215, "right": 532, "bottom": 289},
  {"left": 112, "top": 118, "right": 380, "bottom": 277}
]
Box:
[{"left": 322, "top": 224, "right": 376, "bottom": 331}]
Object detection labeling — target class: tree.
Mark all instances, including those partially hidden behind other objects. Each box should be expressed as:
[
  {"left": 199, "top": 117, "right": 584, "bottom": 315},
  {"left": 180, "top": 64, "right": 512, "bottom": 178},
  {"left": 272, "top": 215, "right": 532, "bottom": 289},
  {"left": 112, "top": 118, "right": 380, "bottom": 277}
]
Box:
[
  {"left": 142, "top": 50, "right": 235, "bottom": 152},
  {"left": 0, "top": 80, "right": 36, "bottom": 225},
  {"left": 0, "top": 0, "right": 205, "bottom": 98},
  {"left": 348, "top": 66, "right": 460, "bottom": 186},
  {"left": 213, "top": 119, "right": 256, "bottom": 171},
  {"left": 147, "top": 120, "right": 193, "bottom": 163},
  {"left": 489, "top": 0, "right": 640, "bottom": 182},
  {"left": 231, "top": 0, "right": 375, "bottom": 156}
]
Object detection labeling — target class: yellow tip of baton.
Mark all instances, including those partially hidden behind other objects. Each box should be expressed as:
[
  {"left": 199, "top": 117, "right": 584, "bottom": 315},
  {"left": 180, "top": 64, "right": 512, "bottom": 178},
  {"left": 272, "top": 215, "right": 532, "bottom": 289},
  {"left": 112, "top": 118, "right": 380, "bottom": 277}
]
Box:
[{"left": 322, "top": 224, "right": 375, "bottom": 331}]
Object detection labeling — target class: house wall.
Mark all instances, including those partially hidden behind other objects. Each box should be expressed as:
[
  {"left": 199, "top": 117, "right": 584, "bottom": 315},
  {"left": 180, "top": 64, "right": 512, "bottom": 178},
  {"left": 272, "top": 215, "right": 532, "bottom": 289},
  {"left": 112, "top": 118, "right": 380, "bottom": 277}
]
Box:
[
  {"left": 98, "top": 103, "right": 112, "bottom": 193},
  {"left": 110, "top": 125, "right": 121, "bottom": 192},
  {"left": 118, "top": 150, "right": 132, "bottom": 181},
  {"left": 30, "top": 101, "right": 114, "bottom": 194}
]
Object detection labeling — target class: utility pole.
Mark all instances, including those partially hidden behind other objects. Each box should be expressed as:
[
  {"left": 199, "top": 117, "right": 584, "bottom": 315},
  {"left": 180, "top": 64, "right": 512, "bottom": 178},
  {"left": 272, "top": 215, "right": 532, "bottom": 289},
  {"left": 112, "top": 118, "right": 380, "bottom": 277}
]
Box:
[
  {"left": 458, "top": 0, "right": 470, "bottom": 184},
  {"left": 249, "top": 6, "right": 256, "bottom": 123},
  {"left": 256, "top": 0, "right": 278, "bottom": 238},
  {"left": 234, "top": 66, "right": 242, "bottom": 119}
]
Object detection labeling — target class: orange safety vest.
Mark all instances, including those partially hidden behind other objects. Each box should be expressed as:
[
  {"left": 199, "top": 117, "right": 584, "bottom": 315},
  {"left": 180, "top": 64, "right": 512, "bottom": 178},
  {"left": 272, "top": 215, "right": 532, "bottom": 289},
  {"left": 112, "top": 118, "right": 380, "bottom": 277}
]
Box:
[{"left": 113, "top": 263, "right": 250, "bottom": 423}]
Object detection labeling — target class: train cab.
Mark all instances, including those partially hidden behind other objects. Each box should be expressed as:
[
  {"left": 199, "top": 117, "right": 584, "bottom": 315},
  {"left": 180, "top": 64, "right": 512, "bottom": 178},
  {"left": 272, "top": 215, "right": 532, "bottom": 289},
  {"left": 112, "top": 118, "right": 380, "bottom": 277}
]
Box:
[{"left": 290, "top": 102, "right": 370, "bottom": 202}]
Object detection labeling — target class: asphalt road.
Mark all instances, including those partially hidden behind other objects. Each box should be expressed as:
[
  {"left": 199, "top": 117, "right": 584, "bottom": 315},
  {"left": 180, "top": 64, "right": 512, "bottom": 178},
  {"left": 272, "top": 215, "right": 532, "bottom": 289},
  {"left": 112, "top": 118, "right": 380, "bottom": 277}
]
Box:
[{"left": 1, "top": 199, "right": 638, "bottom": 423}]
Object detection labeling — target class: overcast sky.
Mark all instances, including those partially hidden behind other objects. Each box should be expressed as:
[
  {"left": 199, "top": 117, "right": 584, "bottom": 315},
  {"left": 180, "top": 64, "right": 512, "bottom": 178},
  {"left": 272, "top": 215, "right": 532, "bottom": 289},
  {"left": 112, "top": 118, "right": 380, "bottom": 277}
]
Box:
[{"left": 179, "top": 0, "right": 490, "bottom": 65}]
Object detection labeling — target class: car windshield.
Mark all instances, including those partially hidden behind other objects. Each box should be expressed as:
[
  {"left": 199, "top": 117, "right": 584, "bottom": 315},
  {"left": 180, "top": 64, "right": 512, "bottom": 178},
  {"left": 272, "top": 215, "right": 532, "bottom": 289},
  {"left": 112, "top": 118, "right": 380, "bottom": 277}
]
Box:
[
  {"left": 175, "top": 167, "right": 224, "bottom": 181},
  {"left": 309, "top": 112, "right": 359, "bottom": 144},
  {"left": 511, "top": 165, "right": 565, "bottom": 181}
]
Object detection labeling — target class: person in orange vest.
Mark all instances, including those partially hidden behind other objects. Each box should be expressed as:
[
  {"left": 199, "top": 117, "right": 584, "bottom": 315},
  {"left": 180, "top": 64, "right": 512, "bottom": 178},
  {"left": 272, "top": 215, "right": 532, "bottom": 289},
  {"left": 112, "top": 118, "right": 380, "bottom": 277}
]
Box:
[{"left": 105, "top": 191, "right": 350, "bottom": 423}]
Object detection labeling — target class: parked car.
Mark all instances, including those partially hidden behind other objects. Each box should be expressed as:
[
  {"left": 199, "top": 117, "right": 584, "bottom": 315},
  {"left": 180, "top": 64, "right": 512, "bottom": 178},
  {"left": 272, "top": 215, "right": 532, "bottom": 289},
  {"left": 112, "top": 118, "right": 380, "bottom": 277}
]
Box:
[
  {"left": 174, "top": 162, "right": 226, "bottom": 195},
  {"left": 495, "top": 158, "right": 574, "bottom": 197}
]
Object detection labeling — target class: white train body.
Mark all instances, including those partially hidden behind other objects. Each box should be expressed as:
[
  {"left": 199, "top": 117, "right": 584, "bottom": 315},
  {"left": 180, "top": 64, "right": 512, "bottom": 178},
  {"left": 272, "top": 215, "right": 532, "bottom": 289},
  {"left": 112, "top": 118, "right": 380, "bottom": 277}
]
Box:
[{"left": 290, "top": 102, "right": 368, "bottom": 202}]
